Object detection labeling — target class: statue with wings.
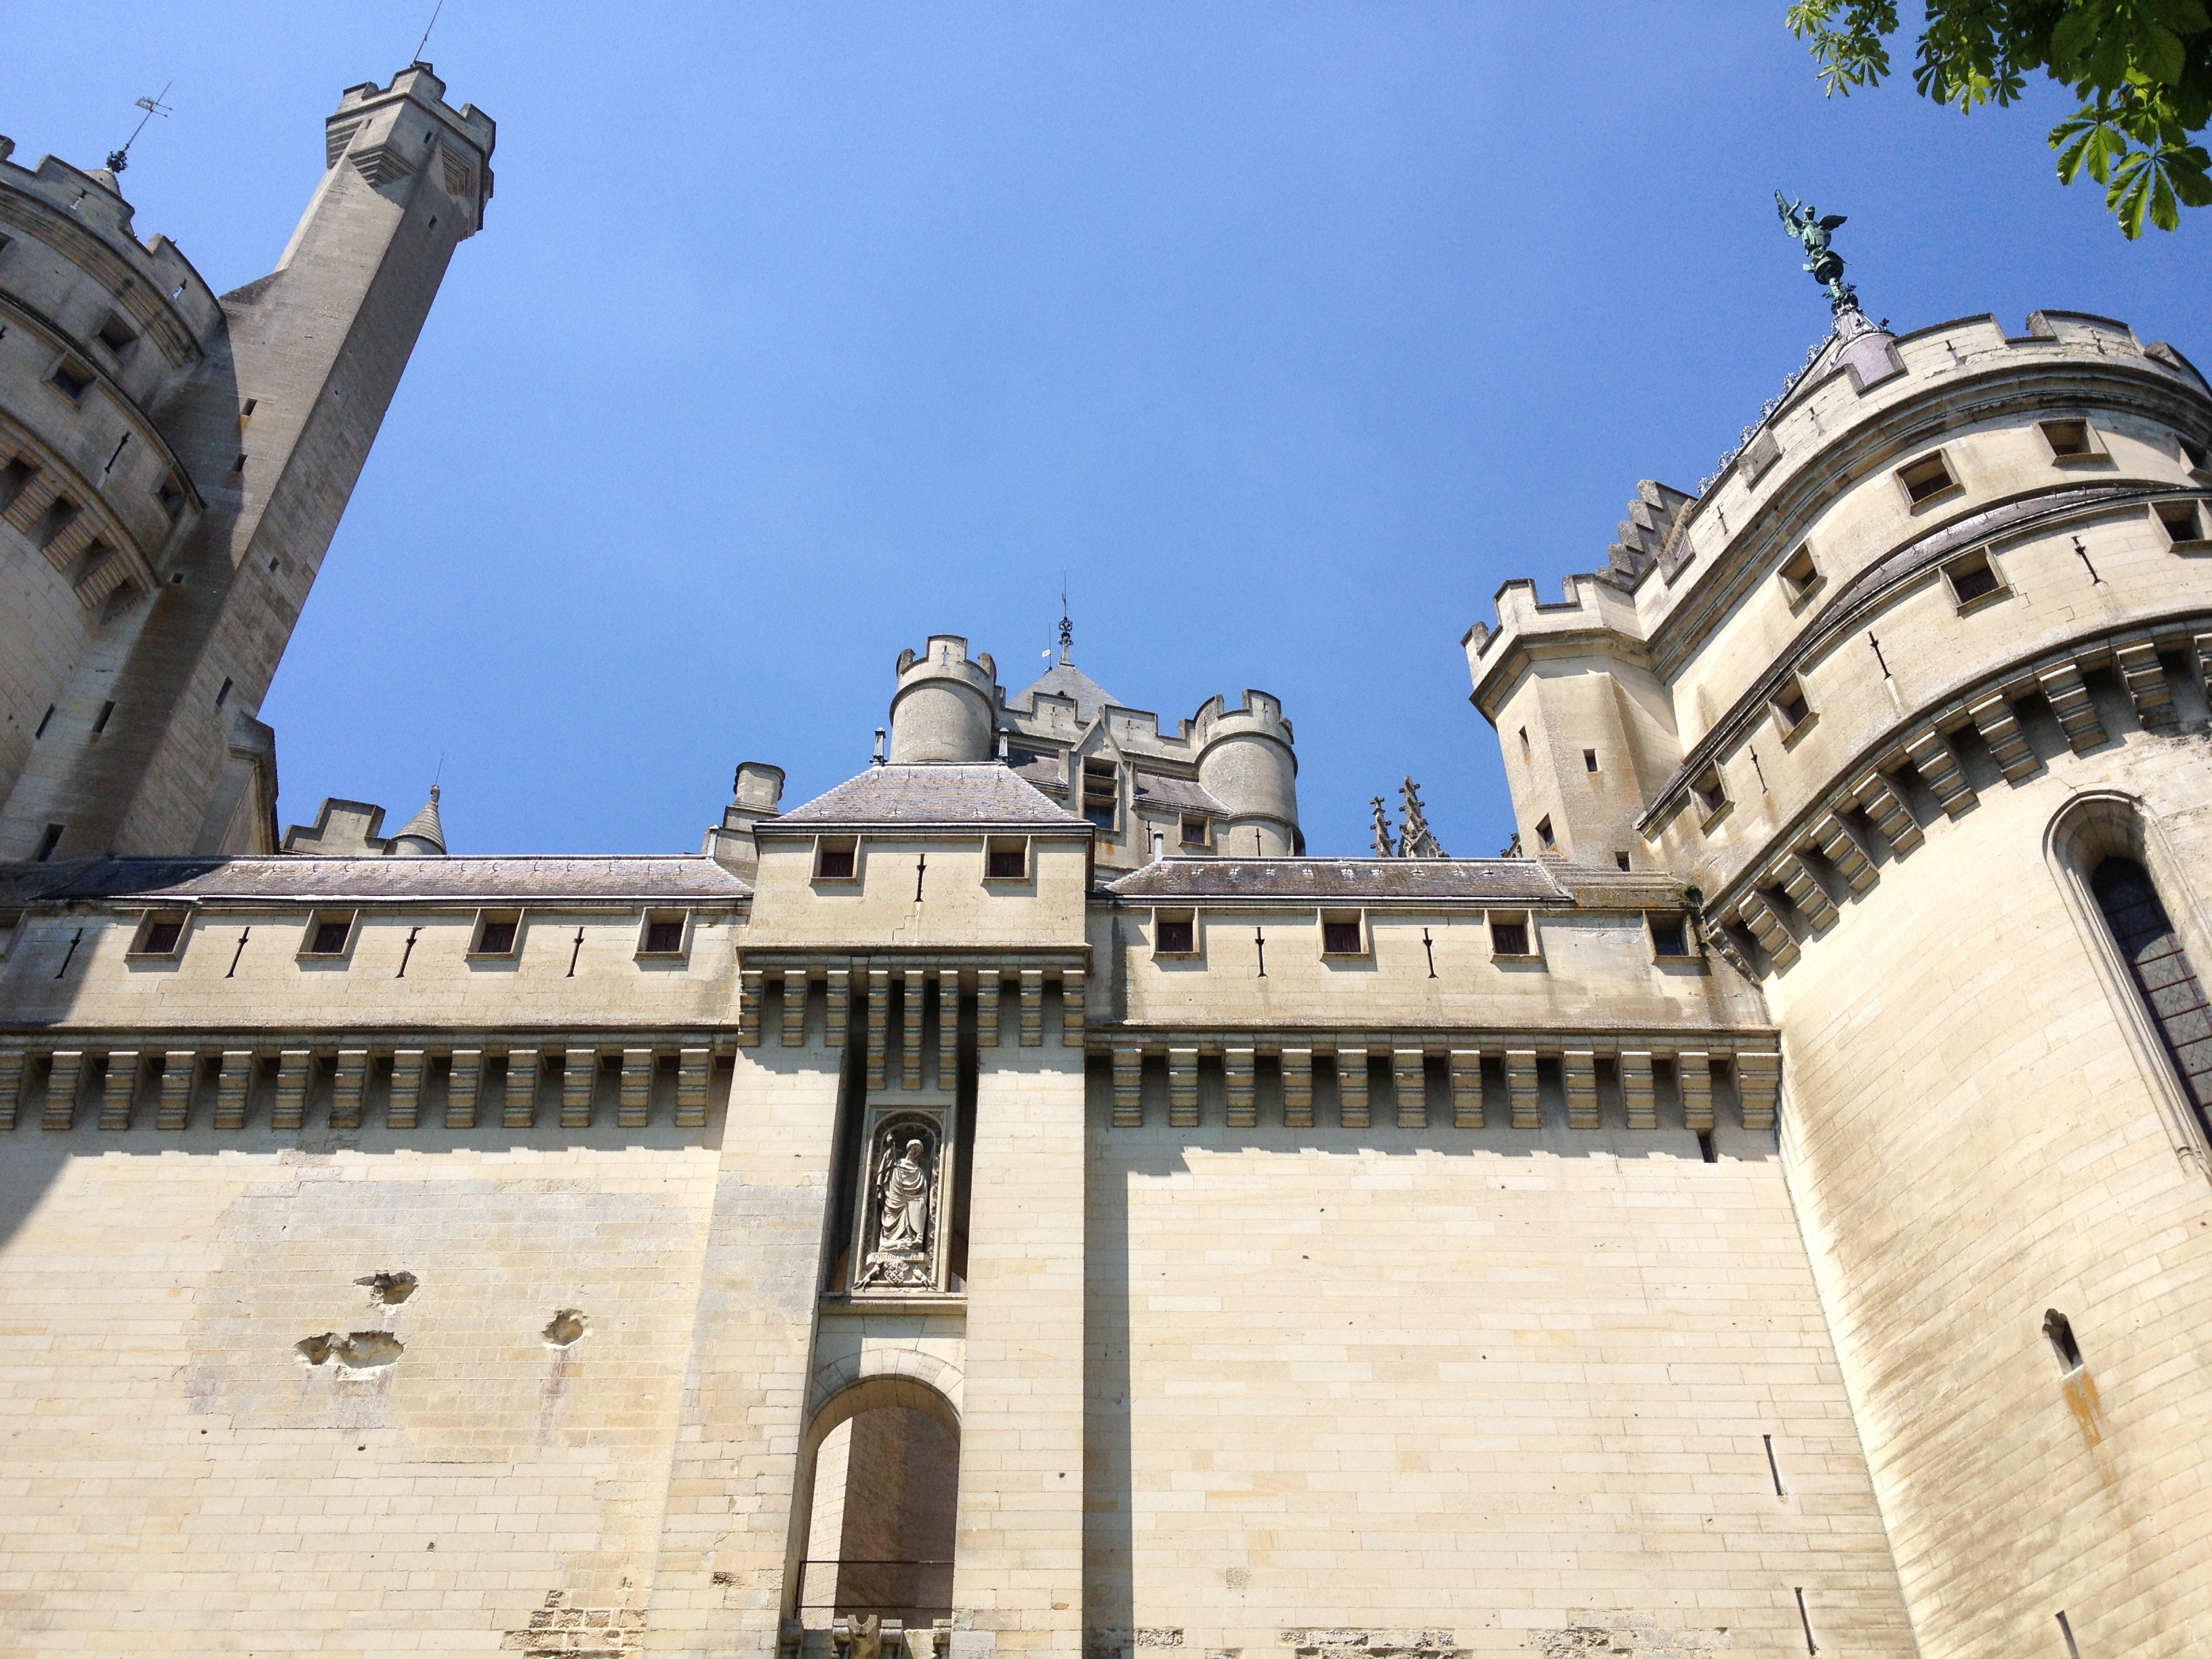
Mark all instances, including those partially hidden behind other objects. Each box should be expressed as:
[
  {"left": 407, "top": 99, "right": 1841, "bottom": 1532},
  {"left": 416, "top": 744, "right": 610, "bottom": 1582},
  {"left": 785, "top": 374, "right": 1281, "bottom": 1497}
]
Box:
[{"left": 1776, "top": 192, "right": 1858, "bottom": 314}]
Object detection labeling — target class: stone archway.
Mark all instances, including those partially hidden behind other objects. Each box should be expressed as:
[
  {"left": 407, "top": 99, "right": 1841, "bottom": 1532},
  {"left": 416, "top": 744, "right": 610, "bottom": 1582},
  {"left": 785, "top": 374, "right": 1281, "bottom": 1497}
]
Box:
[{"left": 795, "top": 1373, "right": 961, "bottom": 1629}]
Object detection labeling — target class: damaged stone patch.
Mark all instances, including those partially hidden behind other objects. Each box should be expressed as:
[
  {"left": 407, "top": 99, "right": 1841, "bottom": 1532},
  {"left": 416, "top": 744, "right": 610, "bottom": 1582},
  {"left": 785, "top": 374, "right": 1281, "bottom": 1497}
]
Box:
[
  {"left": 544, "top": 1309, "right": 587, "bottom": 1346},
  {"left": 1534, "top": 1614, "right": 1733, "bottom": 1658},
  {"left": 295, "top": 1330, "right": 404, "bottom": 1369},
  {"left": 354, "top": 1270, "right": 419, "bottom": 1305},
  {"left": 502, "top": 1589, "right": 644, "bottom": 1656},
  {"left": 1279, "top": 1631, "right": 1462, "bottom": 1659}
]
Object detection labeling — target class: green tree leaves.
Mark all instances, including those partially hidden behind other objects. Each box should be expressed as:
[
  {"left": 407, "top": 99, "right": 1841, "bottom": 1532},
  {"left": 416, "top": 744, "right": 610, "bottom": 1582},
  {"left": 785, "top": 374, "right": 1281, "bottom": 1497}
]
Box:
[{"left": 1787, "top": 0, "right": 2212, "bottom": 236}]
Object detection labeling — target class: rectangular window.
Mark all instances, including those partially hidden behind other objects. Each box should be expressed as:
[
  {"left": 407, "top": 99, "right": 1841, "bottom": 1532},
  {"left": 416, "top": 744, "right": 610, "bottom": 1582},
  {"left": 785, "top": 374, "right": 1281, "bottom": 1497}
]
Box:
[
  {"left": 1944, "top": 548, "right": 2005, "bottom": 607},
  {"left": 1649, "top": 914, "right": 1691, "bottom": 958},
  {"left": 155, "top": 474, "right": 185, "bottom": 520},
  {"left": 94, "top": 312, "right": 138, "bottom": 356},
  {"left": 302, "top": 912, "right": 356, "bottom": 957},
  {"left": 471, "top": 909, "right": 523, "bottom": 956},
  {"left": 1614, "top": 851, "right": 1631, "bottom": 872},
  {"left": 1, "top": 457, "right": 34, "bottom": 512},
  {"left": 1534, "top": 815, "right": 1556, "bottom": 851},
  {"left": 1082, "top": 758, "right": 1118, "bottom": 830},
  {"left": 1320, "top": 911, "right": 1364, "bottom": 956},
  {"left": 638, "top": 910, "right": 687, "bottom": 956},
  {"left": 2039, "top": 417, "right": 2095, "bottom": 459},
  {"left": 985, "top": 836, "right": 1029, "bottom": 880},
  {"left": 129, "top": 911, "right": 187, "bottom": 957},
  {"left": 1771, "top": 674, "right": 1812, "bottom": 737},
  {"left": 1778, "top": 542, "right": 1821, "bottom": 605},
  {"left": 1897, "top": 451, "right": 1959, "bottom": 507},
  {"left": 2155, "top": 499, "right": 2206, "bottom": 547},
  {"left": 814, "top": 836, "right": 858, "bottom": 880},
  {"left": 214, "top": 677, "right": 232, "bottom": 708},
  {"left": 1153, "top": 909, "right": 1196, "bottom": 956},
  {"left": 47, "top": 360, "right": 92, "bottom": 402},
  {"left": 1179, "top": 815, "right": 1209, "bottom": 847},
  {"left": 1691, "top": 766, "right": 1729, "bottom": 821},
  {"left": 1582, "top": 749, "right": 1599, "bottom": 773},
  {"left": 1489, "top": 912, "right": 1534, "bottom": 958},
  {"left": 2184, "top": 436, "right": 2209, "bottom": 474}
]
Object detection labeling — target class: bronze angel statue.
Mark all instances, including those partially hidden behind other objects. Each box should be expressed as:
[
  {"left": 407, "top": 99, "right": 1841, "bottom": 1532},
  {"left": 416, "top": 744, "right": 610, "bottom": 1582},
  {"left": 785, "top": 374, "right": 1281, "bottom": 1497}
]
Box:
[{"left": 1776, "top": 191, "right": 1858, "bottom": 314}]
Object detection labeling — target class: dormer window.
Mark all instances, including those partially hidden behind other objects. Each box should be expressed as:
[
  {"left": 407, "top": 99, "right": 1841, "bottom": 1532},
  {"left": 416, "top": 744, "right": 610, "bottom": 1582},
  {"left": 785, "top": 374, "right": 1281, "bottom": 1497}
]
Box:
[
  {"left": 1153, "top": 909, "right": 1197, "bottom": 956},
  {"left": 1488, "top": 912, "right": 1534, "bottom": 958},
  {"left": 470, "top": 909, "right": 523, "bottom": 957},
  {"left": 129, "top": 910, "right": 188, "bottom": 957},
  {"left": 1082, "top": 759, "right": 1118, "bottom": 830},
  {"left": 985, "top": 836, "right": 1029, "bottom": 880},
  {"left": 301, "top": 910, "right": 357, "bottom": 958},
  {"left": 638, "top": 910, "right": 688, "bottom": 956},
  {"left": 814, "top": 836, "right": 858, "bottom": 880},
  {"left": 1320, "top": 911, "right": 1366, "bottom": 956},
  {"left": 1179, "top": 815, "right": 1209, "bottom": 848}
]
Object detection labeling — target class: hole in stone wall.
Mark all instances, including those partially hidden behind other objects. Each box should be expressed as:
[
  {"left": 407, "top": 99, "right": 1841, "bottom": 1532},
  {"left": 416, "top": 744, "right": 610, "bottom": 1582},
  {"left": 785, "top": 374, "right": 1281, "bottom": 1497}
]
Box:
[
  {"left": 296, "top": 1333, "right": 335, "bottom": 1366},
  {"left": 543, "top": 1309, "right": 586, "bottom": 1346},
  {"left": 355, "top": 1270, "right": 417, "bottom": 1305},
  {"left": 333, "top": 1332, "right": 403, "bottom": 1369}
]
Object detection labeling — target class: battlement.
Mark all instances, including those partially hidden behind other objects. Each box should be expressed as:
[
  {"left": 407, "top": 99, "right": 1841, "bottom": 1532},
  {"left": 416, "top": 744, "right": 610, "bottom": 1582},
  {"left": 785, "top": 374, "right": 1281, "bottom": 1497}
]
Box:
[{"left": 320, "top": 63, "right": 495, "bottom": 237}]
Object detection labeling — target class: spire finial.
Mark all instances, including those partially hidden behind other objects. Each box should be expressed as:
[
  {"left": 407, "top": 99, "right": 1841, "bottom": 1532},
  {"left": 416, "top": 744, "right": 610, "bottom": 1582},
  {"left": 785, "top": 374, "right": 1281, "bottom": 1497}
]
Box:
[
  {"left": 106, "top": 81, "right": 173, "bottom": 176},
  {"left": 1057, "top": 575, "right": 1073, "bottom": 665},
  {"left": 1776, "top": 190, "right": 1860, "bottom": 316}
]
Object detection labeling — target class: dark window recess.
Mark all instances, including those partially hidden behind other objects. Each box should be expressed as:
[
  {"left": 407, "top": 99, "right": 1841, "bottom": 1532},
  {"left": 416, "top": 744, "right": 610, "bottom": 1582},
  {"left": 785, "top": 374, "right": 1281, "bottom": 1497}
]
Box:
[
  {"left": 817, "top": 844, "right": 855, "bottom": 880},
  {"left": 1948, "top": 553, "right": 2001, "bottom": 603},
  {"left": 1, "top": 457, "right": 35, "bottom": 510},
  {"left": 1778, "top": 544, "right": 1820, "bottom": 600},
  {"left": 2184, "top": 436, "right": 2209, "bottom": 472},
  {"left": 1698, "top": 1131, "right": 1718, "bottom": 1164},
  {"left": 2091, "top": 855, "right": 2212, "bottom": 1128},
  {"left": 239, "top": 398, "right": 257, "bottom": 422},
  {"left": 91, "top": 700, "right": 115, "bottom": 735},
  {"left": 1692, "top": 768, "right": 1728, "bottom": 817},
  {"left": 1322, "top": 919, "right": 1363, "bottom": 954},
  {"left": 156, "top": 475, "right": 185, "bottom": 519},
  {"left": 987, "top": 843, "right": 1026, "bottom": 879},
  {"left": 1582, "top": 749, "right": 1599, "bottom": 773},
  {"left": 215, "top": 677, "right": 232, "bottom": 708},
  {"left": 478, "top": 920, "right": 518, "bottom": 954},
  {"left": 1180, "top": 816, "right": 1208, "bottom": 846},
  {"left": 1517, "top": 726, "right": 1530, "bottom": 756},
  {"left": 1900, "top": 453, "right": 1956, "bottom": 504},
  {"left": 142, "top": 919, "right": 182, "bottom": 954},
  {"left": 309, "top": 920, "right": 350, "bottom": 955},
  {"left": 1775, "top": 680, "right": 1811, "bottom": 731},
  {"left": 1082, "top": 760, "right": 1118, "bottom": 829},
  {"left": 95, "top": 312, "right": 136, "bottom": 354},
  {"left": 1491, "top": 919, "right": 1531, "bottom": 956},
  {"left": 1535, "top": 816, "right": 1556, "bottom": 851},
  {"left": 49, "top": 362, "right": 91, "bottom": 401},
  {"left": 33, "top": 824, "right": 64, "bottom": 862},
  {"left": 1651, "top": 916, "right": 1690, "bottom": 957},
  {"left": 1615, "top": 852, "right": 1632, "bottom": 872},
  {"left": 2043, "top": 1309, "right": 2084, "bottom": 1372},
  {"left": 2156, "top": 501, "right": 2203, "bottom": 543},
  {"left": 644, "top": 918, "right": 684, "bottom": 954},
  {"left": 2043, "top": 419, "right": 2091, "bottom": 457},
  {"left": 1155, "top": 918, "right": 1195, "bottom": 954}
]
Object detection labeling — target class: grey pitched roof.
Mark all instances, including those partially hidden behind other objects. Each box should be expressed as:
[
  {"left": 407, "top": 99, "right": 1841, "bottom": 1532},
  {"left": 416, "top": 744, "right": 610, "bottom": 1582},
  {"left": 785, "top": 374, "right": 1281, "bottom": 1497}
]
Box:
[
  {"left": 1107, "top": 858, "right": 1572, "bottom": 903},
  {"left": 1010, "top": 661, "right": 1122, "bottom": 725},
  {"left": 1133, "top": 773, "right": 1228, "bottom": 815},
  {"left": 776, "top": 763, "right": 1089, "bottom": 830},
  {"left": 0, "top": 855, "right": 750, "bottom": 906}
]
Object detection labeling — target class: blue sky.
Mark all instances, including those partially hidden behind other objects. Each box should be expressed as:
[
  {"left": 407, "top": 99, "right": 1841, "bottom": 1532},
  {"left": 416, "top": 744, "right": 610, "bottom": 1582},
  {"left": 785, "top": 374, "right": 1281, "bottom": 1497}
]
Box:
[{"left": 7, "top": 4, "right": 2205, "bottom": 857}]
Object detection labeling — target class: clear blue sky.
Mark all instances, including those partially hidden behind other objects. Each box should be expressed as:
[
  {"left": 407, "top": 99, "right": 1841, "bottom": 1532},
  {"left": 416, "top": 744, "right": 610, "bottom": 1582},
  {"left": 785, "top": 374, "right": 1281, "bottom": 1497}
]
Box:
[{"left": 7, "top": 4, "right": 2205, "bottom": 857}]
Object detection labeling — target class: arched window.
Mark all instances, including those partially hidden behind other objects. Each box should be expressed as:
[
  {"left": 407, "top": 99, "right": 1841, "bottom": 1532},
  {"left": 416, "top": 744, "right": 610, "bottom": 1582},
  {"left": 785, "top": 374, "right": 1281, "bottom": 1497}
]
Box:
[{"left": 2091, "top": 855, "right": 2212, "bottom": 1131}]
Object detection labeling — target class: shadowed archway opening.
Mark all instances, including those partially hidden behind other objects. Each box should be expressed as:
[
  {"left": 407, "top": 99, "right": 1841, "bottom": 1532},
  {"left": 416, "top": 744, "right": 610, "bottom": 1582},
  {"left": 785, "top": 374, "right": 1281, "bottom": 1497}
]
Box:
[{"left": 798, "top": 1382, "right": 960, "bottom": 1628}]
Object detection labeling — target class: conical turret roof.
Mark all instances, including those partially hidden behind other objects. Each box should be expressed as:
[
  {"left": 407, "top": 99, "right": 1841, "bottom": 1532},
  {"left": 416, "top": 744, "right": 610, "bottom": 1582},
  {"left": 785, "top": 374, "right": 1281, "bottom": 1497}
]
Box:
[{"left": 390, "top": 785, "right": 446, "bottom": 855}]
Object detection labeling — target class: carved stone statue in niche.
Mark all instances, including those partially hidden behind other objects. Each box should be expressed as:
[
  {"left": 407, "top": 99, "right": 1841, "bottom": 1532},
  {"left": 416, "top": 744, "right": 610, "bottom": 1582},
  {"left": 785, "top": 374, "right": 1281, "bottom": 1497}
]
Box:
[{"left": 855, "top": 1117, "right": 943, "bottom": 1292}]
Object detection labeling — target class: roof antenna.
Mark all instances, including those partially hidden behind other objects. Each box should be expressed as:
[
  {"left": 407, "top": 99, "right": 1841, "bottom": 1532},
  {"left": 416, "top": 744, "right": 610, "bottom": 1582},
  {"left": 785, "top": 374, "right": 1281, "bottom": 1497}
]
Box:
[
  {"left": 106, "top": 81, "right": 173, "bottom": 175},
  {"left": 1057, "top": 575, "right": 1073, "bottom": 665},
  {"left": 413, "top": 0, "right": 447, "bottom": 66}
]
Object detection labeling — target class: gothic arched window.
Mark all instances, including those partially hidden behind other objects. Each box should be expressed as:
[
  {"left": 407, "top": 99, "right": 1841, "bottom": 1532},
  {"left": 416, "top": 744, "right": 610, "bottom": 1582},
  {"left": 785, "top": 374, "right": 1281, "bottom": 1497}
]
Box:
[{"left": 2091, "top": 855, "right": 2212, "bottom": 1130}]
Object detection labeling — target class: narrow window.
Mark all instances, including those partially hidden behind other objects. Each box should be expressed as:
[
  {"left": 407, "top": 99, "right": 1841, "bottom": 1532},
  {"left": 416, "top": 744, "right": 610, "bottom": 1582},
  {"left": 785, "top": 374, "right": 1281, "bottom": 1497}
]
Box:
[
  {"left": 1534, "top": 815, "right": 1556, "bottom": 851},
  {"left": 1582, "top": 749, "right": 1599, "bottom": 773},
  {"left": 155, "top": 474, "right": 185, "bottom": 520},
  {"left": 2039, "top": 418, "right": 2093, "bottom": 459},
  {"left": 1778, "top": 542, "right": 1820, "bottom": 603},
  {"left": 2091, "top": 855, "right": 2212, "bottom": 1127},
  {"left": 239, "top": 398, "right": 258, "bottom": 423},
  {"left": 1320, "top": 912, "right": 1364, "bottom": 955},
  {"left": 1614, "top": 851, "right": 1631, "bottom": 872},
  {"left": 215, "top": 677, "right": 232, "bottom": 708},
  {"left": 1489, "top": 913, "right": 1532, "bottom": 957},
  {"left": 48, "top": 360, "right": 92, "bottom": 402},
  {"left": 2184, "top": 436, "right": 2209, "bottom": 473},
  {"left": 35, "top": 705, "right": 55, "bottom": 739},
  {"left": 1154, "top": 910, "right": 1196, "bottom": 955},
  {"left": 815, "top": 836, "right": 857, "bottom": 880},
  {"left": 1772, "top": 675, "right": 1812, "bottom": 736},
  {"left": 91, "top": 700, "right": 115, "bottom": 736},
  {"left": 985, "top": 836, "right": 1028, "bottom": 879},
  {"left": 1649, "top": 914, "right": 1690, "bottom": 958},
  {"left": 1082, "top": 758, "right": 1118, "bottom": 830},
  {"left": 2043, "top": 1309, "right": 2084, "bottom": 1372},
  {"left": 94, "top": 312, "right": 138, "bottom": 356},
  {"left": 1179, "top": 815, "right": 1208, "bottom": 848},
  {"left": 1691, "top": 766, "right": 1728, "bottom": 821},
  {"left": 1898, "top": 451, "right": 1958, "bottom": 506},
  {"left": 1698, "top": 1130, "right": 1718, "bottom": 1164},
  {"left": 1517, "top": 726, "right": 1530, "bottom": 757},
  {"left": 1944, "top": 550, "right": 2003, "bottom": 606},
  {"left": 2155, "top": 499, "right": 2205, "bottom": 546},
  {"left": 33, "top": 824, "right": 64, "bottom": 862}
]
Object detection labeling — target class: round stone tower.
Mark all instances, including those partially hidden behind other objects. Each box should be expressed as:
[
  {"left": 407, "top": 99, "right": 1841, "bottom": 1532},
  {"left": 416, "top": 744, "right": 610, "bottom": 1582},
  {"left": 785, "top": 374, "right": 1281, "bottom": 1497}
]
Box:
[
  {"left": 888, "top": 636, "right": 1000, "bottom": 764},
  {"left": 1193, "top": 690, "right": 1300, "bottom": 856}
]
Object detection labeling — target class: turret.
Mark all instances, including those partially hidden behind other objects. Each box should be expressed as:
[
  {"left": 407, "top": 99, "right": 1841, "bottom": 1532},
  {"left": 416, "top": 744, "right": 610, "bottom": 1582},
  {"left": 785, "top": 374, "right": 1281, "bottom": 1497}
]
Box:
[
  {"left": 888, "top": 636, "right": 999, "bottom": 763},
  {"left": 703, "top": 760, "right": 785, "bottom": 877},
  {"left": 1193, "top": 690, "right": 1300, "bottom": 856}
]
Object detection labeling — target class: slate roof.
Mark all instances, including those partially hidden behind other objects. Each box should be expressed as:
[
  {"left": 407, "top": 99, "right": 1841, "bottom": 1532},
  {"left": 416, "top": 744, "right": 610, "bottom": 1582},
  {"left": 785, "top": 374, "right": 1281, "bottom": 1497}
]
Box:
[
  {"left": 776, "top": 764, "right": 1089, "bottom": 830},
  {"left": 0, "top": 855, "right": 750, "bottom": 906},
  {"left": 1134, "top": 773, "right": 1229, "bottom": 815},
  {"left": 1010, "top": 661, "right": 1122, "bottom": 725},
  {"left": 1107, "top": 858, "right": 1572, "bottom": 903}
]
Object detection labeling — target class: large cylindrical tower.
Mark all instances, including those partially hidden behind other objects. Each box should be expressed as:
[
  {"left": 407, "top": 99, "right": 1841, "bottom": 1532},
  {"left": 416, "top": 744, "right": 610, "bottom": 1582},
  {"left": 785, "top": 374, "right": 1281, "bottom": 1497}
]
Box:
[
  {"left": 887, "top": 635, "right": 999, "bottom": 763},
  {"left": 1470, "top": 305, "right": 2212, "bottom": 1655}
]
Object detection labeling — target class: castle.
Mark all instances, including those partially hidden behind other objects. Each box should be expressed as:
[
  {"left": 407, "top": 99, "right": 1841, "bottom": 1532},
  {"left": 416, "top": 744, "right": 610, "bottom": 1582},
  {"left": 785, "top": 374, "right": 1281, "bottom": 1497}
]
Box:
[{"left": 1, "top": 63, "right": 2209, "bottom": 1659}]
